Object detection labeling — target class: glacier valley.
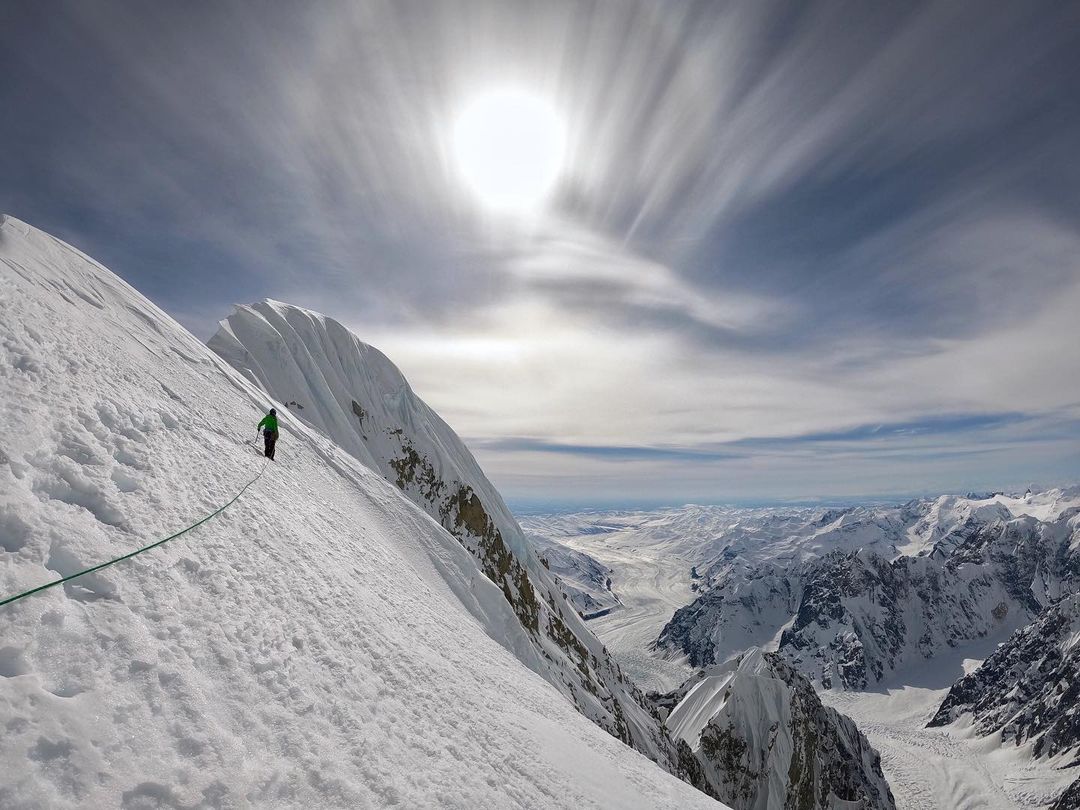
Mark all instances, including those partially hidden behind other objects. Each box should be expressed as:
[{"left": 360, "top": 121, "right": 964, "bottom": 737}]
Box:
[{"left": 522, "top": 495, "right": 1080, "bottom": 809}]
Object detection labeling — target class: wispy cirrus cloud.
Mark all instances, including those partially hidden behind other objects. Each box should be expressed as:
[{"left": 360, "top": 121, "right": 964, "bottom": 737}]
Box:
[{"left": 2, "top": 0, "right": 1079, "bottom": 502}]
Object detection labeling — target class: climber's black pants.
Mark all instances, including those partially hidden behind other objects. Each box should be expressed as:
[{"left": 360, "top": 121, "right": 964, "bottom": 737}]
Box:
[{"left": 263, "top": 429, "right": 278, "bottom": 460}]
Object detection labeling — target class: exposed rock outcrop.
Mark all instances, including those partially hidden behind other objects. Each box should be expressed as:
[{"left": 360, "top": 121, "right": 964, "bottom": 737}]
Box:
[{"left": 656, "top": 649, "right": 894, "bottom": 810}]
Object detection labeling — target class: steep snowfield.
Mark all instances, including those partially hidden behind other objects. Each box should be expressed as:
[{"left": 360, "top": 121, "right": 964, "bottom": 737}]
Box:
[
  {"left": 653, "top": 649, "right": 893, "bottom": 809},
  {"left": 0, "top": 215, "right": 722, "bottom": 809},
  {"left": 686, "top": 651, "right": 892, "bottom": 810},
  {"left": 208, "top": 300, "right": 676, "bottom": 766}
]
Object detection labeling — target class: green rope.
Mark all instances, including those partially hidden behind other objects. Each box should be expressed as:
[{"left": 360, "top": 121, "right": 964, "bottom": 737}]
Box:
[{"left": 0, "top": 460, "right": 269, "bottom": 609}]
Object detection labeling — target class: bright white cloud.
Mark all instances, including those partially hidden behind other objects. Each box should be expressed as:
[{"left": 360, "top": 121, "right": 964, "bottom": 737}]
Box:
[{"left": 7, "top": 0, "right": 1080, "bottom": 502}]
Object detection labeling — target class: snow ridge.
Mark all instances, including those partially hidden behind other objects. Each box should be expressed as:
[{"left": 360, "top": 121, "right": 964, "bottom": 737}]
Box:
[
  {"left": 655, "top": 649, "right": 895, "bottom": 809},
  {"left": 0, "top": 215, "right": 722, "bottom": 809},
  {"left": 929, "top": 591, "right": 1080, "bottom": 760},
  {"left": 209, "top": 300, "right": 680, "bottom": 768}
]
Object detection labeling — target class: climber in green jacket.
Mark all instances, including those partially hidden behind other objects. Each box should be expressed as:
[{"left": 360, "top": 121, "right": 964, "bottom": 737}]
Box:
[{"left": 257, "top": 408, "right": 279, "bottom": 460}]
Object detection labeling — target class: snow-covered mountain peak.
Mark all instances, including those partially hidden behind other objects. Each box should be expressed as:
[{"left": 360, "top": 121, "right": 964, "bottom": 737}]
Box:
[
  {"left": 657, "top": 648, "right": 894, "bottom": 809},
  {"left": 650, "top": 487, "right": 1080, "bottom": 692},
  {"left": 211, "top": 298, "right": 528, "bottom": 545},
  {"left": 209, "top": 295, "right": 692, "bottom": 771},
  {"left": 1, "top": 213, "right": 39, "bottom": 240},
  {"left": 922, "top": 487, "right": 1080, "bottom": 532},
  {"left": 0, "top": 218, "right": 723, "bottom": 808}
]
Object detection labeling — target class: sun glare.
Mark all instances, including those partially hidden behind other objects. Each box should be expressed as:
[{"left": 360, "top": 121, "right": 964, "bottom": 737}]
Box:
[{"left": 452, "top": 89, "right": 566, "bottom": 214}]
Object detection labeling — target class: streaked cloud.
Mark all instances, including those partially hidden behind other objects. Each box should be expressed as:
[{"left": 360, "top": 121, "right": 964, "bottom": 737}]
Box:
[{"left": 2, "top": 0, "right": 1079, "bottom": 502}]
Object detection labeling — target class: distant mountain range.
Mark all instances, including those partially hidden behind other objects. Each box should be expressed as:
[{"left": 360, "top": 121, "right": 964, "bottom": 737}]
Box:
[{"left": 526, "top": 491, "right": 1080, "bottom": 806}]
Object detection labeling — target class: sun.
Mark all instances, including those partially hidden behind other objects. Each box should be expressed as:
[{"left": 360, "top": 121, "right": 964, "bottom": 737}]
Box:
[{"left": 452, "top": 88, "right": 566, "bottom": 214}]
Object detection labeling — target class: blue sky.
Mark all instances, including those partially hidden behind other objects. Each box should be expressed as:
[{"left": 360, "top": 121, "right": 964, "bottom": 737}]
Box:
[{"left": 2, "top": 0, "right": 1080, "bottom": 504}]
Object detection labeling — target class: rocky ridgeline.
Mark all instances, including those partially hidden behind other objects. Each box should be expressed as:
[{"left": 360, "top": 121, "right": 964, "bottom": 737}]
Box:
[
  {"left": 381, "top": 432, "right": 673, "bottom": 760},
  {"left": 210, "top": 303, "right": 680, "bottom": 771},
  {"left": 654, "top": 649, "right": 895, "bottom": 809},
  {"left": 659, "top": 501, "right": 1080, "bottom": 690},
  {"left": 929, "top": 592, "right": 1080, "bottom": 761},
  {"left": 1052, "top": 776, "right": 1080, "bottom": 810}
]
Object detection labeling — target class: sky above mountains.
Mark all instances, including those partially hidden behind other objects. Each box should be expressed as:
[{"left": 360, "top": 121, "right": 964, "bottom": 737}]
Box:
[{"left": 3, "top": 0, "right": 1079, "bottom": 504}]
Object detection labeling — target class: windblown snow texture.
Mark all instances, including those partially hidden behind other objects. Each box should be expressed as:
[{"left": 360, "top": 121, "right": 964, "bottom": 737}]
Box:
[
  {"left": 209, "top": 300, "right": 679, "bottom": 768},
  {"left": 654, "top": 649, "right": 894, "bottom": 810},
  {"left": 0, "top": 215, "right": 723, "bottom": 809}
]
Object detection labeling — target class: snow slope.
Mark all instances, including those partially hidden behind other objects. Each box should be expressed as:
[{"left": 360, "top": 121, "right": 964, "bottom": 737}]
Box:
[
  {"left": 0, "top": 215, "right": 722, "bottom": 809},
  {"left": 208, "top": 300, "right": 676, "bottom": 766},
  {"left": 658, "top": 649, "right": 894, "bottom": 810}
]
